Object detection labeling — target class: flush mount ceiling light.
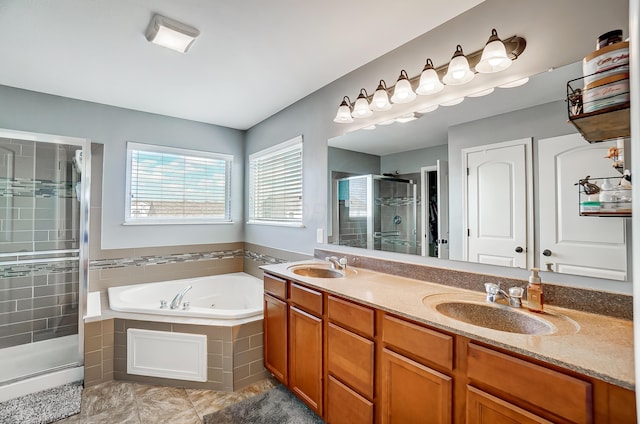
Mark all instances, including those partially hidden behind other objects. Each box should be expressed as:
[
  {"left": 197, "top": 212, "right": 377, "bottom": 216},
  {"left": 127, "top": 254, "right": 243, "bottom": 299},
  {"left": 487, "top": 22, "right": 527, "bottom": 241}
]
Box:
[
  {"left": 333, "top": 96, "right": 354, "bottom": 123},
  {"left": 370, "top": 80, "right": 392, "bottom": 111},
  {"left": 443, "top": 45, "right": 475, "bottom": 85},
  {"left": 391, "top": 70, "right": 417, "bottom": 104},
  {"left": 352, "top": 89, "right": 373, "bottom": 118},
  {"left": 332, "top": 29, "right": 526, "bottom": 125},
  {"left": 146, "top": 14, "right": 200, "bottom": 53},
  {"left": 475, "top": 29, "right": 512, "bottom": 73},
  {"left": 416, "top": 59, "right": 444, "bottom": 96}
]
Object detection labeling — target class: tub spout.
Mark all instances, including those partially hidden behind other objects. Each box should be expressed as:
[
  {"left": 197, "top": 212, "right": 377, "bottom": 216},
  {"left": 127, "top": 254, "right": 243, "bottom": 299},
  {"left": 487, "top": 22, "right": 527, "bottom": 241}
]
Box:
[{"left": 170, "top": 285, "right": 192, "bottom": 309}]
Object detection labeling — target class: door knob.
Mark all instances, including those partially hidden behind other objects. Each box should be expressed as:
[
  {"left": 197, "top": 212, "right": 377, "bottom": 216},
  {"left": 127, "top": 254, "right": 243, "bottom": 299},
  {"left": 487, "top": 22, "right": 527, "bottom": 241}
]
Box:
[
  {"left": 515, "top": 246, "right": 523, "bottom": 253},
  {"left": 543, "top": 249, "right": 552, "bottom": 257}
]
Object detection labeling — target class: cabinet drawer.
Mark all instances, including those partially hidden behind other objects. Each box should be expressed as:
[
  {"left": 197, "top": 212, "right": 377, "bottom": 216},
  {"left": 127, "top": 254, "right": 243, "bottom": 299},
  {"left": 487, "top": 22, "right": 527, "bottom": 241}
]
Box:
[
  {"left": 328, "top": 295, "right": 374, "bottom": 338},
  {"left": 466, "top": 386, "right": 553, "bottom": 424},
  {"left": 467, "top": 343, "right": 592, "bottom": 423},
  {"left": 264, "top": 274, "right": 287, "bottom": 300},
  {"left": 327, "top": 322, "right": 375, "bottom": 399},
  {"left": 327, "top": 375, "right": 374, "bottom": 424},
  {"left": 290, "top": 283, "right": 323, "bottom": 316},
  {"left": 382, "top": 314, "right": 453, "bottom": 371}
]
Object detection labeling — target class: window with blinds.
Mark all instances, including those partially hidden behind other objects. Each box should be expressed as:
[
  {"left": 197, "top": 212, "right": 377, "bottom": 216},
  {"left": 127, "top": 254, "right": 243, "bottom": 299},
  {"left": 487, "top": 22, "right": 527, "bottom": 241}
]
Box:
[
  {"left": 125, "top": 142, "right": 232, "bottom": 224},
  {"left": 248, "top": 136, "right": 303, "bottom": 225}
]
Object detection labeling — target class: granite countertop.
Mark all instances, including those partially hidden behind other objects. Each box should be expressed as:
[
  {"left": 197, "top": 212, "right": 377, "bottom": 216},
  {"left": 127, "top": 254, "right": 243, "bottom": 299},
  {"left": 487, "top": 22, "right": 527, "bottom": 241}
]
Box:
[{"left": 262, "top": 260, "right": 635, "bottom": 391}]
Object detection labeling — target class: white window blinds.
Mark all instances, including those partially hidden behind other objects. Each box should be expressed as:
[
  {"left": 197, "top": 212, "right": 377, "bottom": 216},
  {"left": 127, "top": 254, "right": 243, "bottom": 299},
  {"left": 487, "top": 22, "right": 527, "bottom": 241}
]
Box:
[
  {"left": 126, "top": 142, "right": 232, "bottom": 223},
  {"left": 249, "top": 136, "right": 303, "bottom": 225}
]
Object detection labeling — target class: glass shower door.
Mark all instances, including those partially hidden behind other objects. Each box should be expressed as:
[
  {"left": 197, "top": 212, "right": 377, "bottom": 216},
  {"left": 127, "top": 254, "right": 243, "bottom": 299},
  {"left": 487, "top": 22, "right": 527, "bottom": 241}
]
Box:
[
  {"left": 0, "top": 131, "right": 88, "bottom": 387},
  {"left": 374, "top": 177, "right": 418, "bottom": 255}
]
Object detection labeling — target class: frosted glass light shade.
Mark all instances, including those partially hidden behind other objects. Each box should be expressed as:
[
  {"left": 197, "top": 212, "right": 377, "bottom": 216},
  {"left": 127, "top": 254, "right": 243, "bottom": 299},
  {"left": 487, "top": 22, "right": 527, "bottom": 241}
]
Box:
[
  {"left": 391, "top": 70, "right": 416, "bottom": 104},
  {"left": 416, "top": 59, "right": 444, "bottom": 95},
  {"left": 443, "top": 45, "right": 474, "bottom": 85},
  {"left": 146, "top": 14, "right": 199, "bottom": 53},
  {"left": 352, "top": 89, "right": 373, "bottom": 118},
  {"left": 370, "top": 81, "right": 392, "bottom": 111},
  {"left": 476, "top": 29, "right": 512, "bottom": 73},
  {"left": 333, "top": 97, "right": 353, "bottom": 123}
]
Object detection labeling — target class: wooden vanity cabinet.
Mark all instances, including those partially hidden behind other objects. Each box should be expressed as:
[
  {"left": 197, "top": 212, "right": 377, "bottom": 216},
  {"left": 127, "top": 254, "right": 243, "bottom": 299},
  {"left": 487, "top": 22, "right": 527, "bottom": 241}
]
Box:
[
  {"left": 263, "top": 275, "right": 288, "bottom": 384},
  {"left": 289, "top": 282, "right": 324, "bottom": 416},
  {"left": 326, "top": 295, "right": 375, "bottom": 424},
  {"left": 263, "top": 273, "right": 636, "bottom": 424}
]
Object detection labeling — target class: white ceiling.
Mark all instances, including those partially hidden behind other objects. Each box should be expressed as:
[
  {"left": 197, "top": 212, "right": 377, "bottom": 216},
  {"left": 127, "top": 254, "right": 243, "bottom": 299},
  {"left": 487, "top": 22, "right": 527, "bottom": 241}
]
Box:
[{"left": 0, "top": 0, "right": 484, "bottom": 130}]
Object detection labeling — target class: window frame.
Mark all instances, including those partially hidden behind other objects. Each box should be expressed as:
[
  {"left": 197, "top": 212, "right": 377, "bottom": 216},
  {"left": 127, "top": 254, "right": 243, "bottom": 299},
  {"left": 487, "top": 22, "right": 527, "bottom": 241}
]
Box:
[
  {"left": 124, "top": 141, "right": 233, "bottom": 225},
  {"left": 248, "top": 135, "right": 304, "bottom": 227}
]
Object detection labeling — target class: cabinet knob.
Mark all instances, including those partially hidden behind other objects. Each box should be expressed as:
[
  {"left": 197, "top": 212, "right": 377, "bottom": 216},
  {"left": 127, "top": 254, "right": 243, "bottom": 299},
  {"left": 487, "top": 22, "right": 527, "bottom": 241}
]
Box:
[
  {"left": 543, "top": 249, "right": 552, "bottom": 257},
  {"left": 515, "top": 246, "right": 523, "bottom": 253}
]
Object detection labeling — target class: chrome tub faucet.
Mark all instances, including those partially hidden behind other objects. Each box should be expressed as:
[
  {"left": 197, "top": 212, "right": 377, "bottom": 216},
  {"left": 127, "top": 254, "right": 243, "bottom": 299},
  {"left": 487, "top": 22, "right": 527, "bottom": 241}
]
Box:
[{"left": 170, "top": 285, "right": 193, "bottom": 309}]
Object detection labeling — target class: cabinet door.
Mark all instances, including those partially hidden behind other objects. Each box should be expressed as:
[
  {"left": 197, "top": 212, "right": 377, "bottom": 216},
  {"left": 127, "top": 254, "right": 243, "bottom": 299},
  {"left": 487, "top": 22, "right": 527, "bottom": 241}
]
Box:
[
  {"left": 380, "top": 348, "right": 452, "bottom": 424},
  {"left": 289, "top": 306, "right": 323, "bottom": 415},
  {"left": 327, "top": 375, "right": 373, "bottom": 424},
  {"left": 263, "top": 293, "right": 287, "bottom": 384},
  {"left": 467, "top": 386, "right": 553, "bottom": 424}
]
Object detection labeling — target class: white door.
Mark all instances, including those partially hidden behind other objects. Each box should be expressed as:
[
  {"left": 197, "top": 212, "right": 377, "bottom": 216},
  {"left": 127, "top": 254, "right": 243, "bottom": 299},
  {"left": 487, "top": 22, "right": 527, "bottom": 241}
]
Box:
[
  {"left": 465, "top": 139, "right": 532, "bottom": 268},
  {"left": 538, "top": 134, "right": 626, "bottom": 280}
]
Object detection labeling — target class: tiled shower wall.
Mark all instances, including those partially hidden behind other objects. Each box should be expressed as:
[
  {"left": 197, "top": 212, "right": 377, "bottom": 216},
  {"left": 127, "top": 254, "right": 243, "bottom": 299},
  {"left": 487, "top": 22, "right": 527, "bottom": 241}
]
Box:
[{"left": 0, "top": 137, "right": 81, "bottom": 349}]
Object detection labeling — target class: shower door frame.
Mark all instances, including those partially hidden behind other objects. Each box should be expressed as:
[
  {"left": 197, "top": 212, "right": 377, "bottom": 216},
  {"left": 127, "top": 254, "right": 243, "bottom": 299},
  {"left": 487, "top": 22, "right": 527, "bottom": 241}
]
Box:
[{"left": 0, "top": 127, "right": 91, "bottom": 370}]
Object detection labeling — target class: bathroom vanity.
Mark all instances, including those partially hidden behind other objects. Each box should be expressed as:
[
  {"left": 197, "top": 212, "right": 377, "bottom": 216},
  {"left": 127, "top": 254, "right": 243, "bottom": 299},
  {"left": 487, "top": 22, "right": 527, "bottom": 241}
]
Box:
[{"left": 261, "top": 261, "right": 635, "bottom": 423}]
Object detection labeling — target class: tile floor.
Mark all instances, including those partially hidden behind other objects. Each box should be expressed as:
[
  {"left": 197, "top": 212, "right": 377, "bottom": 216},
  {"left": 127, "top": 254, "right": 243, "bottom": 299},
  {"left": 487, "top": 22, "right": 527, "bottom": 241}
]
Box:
[{"left": 54, "top": 377, "right": 277, "bottom": 424}]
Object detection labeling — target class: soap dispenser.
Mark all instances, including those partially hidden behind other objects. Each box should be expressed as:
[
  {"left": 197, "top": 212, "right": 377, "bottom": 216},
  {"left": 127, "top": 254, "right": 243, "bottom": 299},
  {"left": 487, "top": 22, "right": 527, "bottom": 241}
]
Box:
[{"left": 526, "top": 268, "right": 544, "bottom": 313}]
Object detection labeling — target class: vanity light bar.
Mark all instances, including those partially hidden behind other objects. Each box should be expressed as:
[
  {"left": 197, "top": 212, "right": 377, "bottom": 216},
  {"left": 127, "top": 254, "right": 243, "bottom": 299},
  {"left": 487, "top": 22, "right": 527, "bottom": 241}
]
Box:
[{"left": 333, "top": 29, "right": 527, "bottom": 123}]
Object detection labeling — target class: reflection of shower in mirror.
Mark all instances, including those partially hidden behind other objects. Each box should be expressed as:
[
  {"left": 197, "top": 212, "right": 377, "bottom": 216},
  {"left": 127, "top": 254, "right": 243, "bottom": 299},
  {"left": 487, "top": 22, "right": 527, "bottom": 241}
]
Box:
[
  {"left": 73, "top": 150, "right": 83, "bottom": 200},
  {"left": 73, "top": 150, "right": 83, "bottom": 174}
]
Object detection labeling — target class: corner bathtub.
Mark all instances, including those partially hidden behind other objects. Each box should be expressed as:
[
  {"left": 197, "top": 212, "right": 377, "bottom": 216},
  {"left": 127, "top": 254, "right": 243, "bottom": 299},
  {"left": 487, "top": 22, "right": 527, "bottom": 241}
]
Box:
[{"left": 107, "top": 272, "right": 263, "bottom": 319}]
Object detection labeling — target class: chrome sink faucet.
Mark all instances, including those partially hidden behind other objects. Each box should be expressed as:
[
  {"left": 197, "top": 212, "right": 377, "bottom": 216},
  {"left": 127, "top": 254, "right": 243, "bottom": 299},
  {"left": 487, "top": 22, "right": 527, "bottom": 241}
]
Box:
[
  {"left": 325, "top": 256, "right": 347, "bottom": 270},
  {"left": 484, "top": 282, "right": 523, "bottom": 308},
  {"left": 170, "top": 285, "right": 192, "bottom": 309}
]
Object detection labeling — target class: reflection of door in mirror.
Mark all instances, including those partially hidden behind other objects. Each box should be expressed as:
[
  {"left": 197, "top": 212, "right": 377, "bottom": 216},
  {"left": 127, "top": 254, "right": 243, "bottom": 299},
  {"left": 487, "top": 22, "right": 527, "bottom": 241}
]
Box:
[
  {"left": 539, "top": 134, "right": 627, "bottom": 280},
  {"left": 420, "top": 161, "right": 449, "bottom": 259},
  {"left": 335, "top": 175, "right": 418, "bottom": 255},
  {"left": 464, "top": 139, "right": 533, "bottom": 269}
]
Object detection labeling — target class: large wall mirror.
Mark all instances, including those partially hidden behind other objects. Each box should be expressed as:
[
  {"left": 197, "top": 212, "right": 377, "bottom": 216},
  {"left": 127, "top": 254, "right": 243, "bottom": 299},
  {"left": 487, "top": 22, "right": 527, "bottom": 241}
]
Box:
[{"left": 327, "top": 61, "right": 632, "bottom": 282}]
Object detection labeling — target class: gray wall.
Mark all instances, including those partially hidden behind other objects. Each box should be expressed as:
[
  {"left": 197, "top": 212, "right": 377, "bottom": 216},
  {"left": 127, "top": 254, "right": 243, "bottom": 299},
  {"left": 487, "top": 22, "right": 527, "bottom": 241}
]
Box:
[
  {"left": 244, "top": 0, "right": 632, "bottom": 293},
  {"left": 244, "top": 0, "right": 628, "bottom": 256},
  {"left": 447, "top": 100, "right": 573, "bottom": 259},
  {"left": 0, "top": 85, "right": 245, "bottom": 249},
  {"left": 381, "top": 144, "right": 448, "bottom": 175}
]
